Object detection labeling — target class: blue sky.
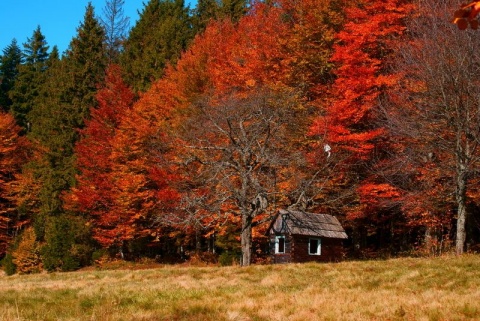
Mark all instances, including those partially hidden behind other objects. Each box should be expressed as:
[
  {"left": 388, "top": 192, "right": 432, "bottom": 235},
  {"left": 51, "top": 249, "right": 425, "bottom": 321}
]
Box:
[{"left": 0, "top": 1, "right": 195, "bottom": 56}]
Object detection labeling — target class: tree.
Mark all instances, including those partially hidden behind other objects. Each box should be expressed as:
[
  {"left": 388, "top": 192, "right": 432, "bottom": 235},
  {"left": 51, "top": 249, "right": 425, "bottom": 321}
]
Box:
[
  {"left": 100, "top": 0, "right": 130, "bottom": 62},
  {"left": 105, "top": 75, "right": 182, "bottom": 257},
  {"left": 65, "top": 64, "right": 135, "bottom": 252},
  {"left": 120, "top": 0, "right": 193, "bottom": 92},
  {"left": 27, "top": 3, "right": 107, "bottom": 219},
  {"left": 218, "top": 0, "right": 248, "bottom": 22},
  {"left": 11, "top": 227, "right": 41, "bottom": 274},
  {"left": 180, "top": 88, "right": 307, "bottom": 266},
  {"left": 10, "top": 26, "right": 50, "bottom": 131},
  {"left": 308, "top": 0, "right": 412, "bottom": 254},
  {"left": 26, "top": 4, "right": 106, "bottom": 222},
  {"left": 0, "top": 39, "right": 22, "bottom": 112},
  {"left": 0, "top": 112, "right": 31, "bottom": 257},
  {"left": 133, "top": 0, "right": 334, "bottom": 261},
  {"left": 64, "top": 2, "right": 108, "bottom": 122},
  {"left": 23, "top": 3, "right": 107, "bottom": 270},
  {"left": 192, "top": 0, "right": 248, "bottom": 34},
  {"left": 192, "top": 0, "right": 221, "bottom": 33},
  {"left": 280, "top": 0, "right": 344, "bottom": 97},
  {"left": 452, "top": 1, "right": 480, "bottom": 30},
  {"left": 390, "top": 0, "right": 480, "bottom": 254}
]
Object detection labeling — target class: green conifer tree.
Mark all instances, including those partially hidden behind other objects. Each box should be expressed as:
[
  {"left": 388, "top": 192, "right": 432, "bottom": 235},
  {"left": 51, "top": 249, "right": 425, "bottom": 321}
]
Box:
[
  {"left": 64, "top": 2, "right": 108, "bottom": 122},
  {"left": 219, "top": 0, "right": 248, "bottom": 22},
  {"left": 192, "top": 0, "right": 220, "bottom": 33},
  {"left": 0, "top": 39, "right": 22, "bottom": 112},
  {"left": 25, "top": 3, "right": 106, "bottom": 271},
  {"left": 120, "top": 0, "right": 193, "bottom": 92},
  {"left": 9, "top": 27, "right": 50, "bottom": 131}
]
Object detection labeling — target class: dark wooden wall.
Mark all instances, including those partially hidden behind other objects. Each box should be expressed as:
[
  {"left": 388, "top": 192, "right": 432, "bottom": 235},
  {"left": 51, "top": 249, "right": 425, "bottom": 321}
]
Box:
[
  {"left": 269, "top": 232, "right": 345, "bottom": 263},
  {"left": 291, "top": 235, "right": 345, "bottom": 263}
]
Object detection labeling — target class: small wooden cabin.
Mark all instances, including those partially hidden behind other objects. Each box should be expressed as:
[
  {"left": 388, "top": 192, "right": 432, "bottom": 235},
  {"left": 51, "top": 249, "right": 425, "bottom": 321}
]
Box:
[{"left": 267, "top": 209, "right": 348, "bottom": 263}]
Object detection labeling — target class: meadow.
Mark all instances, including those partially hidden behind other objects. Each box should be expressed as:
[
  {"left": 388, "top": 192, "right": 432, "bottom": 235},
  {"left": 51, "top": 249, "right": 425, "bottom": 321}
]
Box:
[{"left": 1, "top": 255, "right": 480, "bottom": 321}]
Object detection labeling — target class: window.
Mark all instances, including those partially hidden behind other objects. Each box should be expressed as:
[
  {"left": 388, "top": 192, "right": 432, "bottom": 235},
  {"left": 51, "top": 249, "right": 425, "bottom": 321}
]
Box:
[
  {"left": 309, "top": 238, "right": 321, "bottom": 255},
  {"left": 275, "top": 236, "right": 285, "bottom": 254}
]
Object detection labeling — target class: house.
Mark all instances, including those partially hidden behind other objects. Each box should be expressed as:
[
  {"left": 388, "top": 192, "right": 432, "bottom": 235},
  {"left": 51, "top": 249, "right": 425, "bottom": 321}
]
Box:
[{"left": 267, "top": 209, "right": 348, "bottom": 263}]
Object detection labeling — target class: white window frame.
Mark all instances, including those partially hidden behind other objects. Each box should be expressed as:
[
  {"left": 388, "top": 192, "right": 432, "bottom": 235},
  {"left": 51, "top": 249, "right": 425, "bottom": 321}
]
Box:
[
  {"left": 308, "top": 238, "right": 321, "bottom": 255},
  {"left": 275, "top": 236, "right": 285, "bottom": 254}
]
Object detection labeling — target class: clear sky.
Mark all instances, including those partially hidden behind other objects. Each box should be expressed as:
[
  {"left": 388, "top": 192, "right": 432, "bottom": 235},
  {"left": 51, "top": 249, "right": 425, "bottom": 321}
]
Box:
[{"left": 0, "top": 0, "right": 195, "bottom": 56}]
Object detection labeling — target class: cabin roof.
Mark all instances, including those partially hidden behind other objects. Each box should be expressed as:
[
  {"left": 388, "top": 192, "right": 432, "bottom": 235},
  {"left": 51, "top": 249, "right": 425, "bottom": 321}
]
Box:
[{"left": 269, "top": 209, "right": 348, "bottom": 239}]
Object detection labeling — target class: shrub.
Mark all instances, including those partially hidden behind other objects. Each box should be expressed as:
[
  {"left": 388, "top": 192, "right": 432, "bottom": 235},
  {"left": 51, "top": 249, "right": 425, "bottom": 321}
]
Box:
[
  {"left": 218, "top": 250, "right": 240, "bottom": 266},
  {"left": 12, "top": 227, "right": 42, "bottom": 274},
  {"left": 41, "top": 215, "right": 94, "bottom": 272},
  {"left": 1, "top": 252, "right": 16, "bottom": 275}
]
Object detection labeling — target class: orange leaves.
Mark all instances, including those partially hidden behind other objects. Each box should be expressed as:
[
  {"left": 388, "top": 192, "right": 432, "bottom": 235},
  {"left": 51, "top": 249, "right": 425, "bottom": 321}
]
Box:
[
  {"left": 0, "top": 112, "right": 31, "bottom": 256},
  {"left": 311, "top": 0, "right": 412, "bottom": 158},
  {"left": 452, "top": 1, "right": 480, "bottom": 29},
  {"left": 306, "top": 0, "right": 414, "bottom": 231},
  {"left": 310, "top": 0, "right": 410, "bottom": 160},
  {"left": 182, "top": 4, "right": 291, "bottom": 97}
]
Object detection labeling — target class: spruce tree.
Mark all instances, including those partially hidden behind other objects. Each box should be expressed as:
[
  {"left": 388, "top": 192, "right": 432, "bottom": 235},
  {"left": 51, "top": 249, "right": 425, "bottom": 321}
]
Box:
[
  {"left": 25, "top": 3, "right": 107, "bottom": 271},
  {"left": 0, "top": 39, "right": 22, "bottom": 112},
  {"left": 192, "top": 0, "right": 220, "bottom": 33},
  {"left": 219, "top": 0, "right": 248, "bottom": 22},
  {"left": 64, "top": 2, "right": 108, "bottom": 122},
  {"left": 192, "top": 0, "right": 249, "bottom": 37},
  {"left": 23, "top": 26, "right": 49, "bottom": 69},
  {"left": 120, "top": 0, "right": 193, "bottom": 92},
  {"left": 9, "top": 27, "right": 50, "bottom": 131}
]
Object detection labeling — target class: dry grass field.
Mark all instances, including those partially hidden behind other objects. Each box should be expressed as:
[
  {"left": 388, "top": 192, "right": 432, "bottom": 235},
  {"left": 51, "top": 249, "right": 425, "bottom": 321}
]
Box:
[{"left": 1, "top": 255, "right": 480, "bottom": 321}]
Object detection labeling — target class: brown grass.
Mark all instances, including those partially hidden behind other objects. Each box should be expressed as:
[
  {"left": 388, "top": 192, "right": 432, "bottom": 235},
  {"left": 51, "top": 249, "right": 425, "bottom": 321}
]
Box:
[{"left": 1, "top": 255, "right": 480, "bottom": 320}]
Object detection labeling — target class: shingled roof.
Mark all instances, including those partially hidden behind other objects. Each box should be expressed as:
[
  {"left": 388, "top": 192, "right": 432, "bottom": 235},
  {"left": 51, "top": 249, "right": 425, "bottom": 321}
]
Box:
[{"left": 269, "top": 209, "right": 348, "bottom": 239}]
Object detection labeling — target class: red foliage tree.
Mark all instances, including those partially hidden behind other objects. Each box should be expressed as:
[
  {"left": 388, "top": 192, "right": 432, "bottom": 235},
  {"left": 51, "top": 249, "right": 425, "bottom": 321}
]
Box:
[
  {"left": 65, "top": 64, "right": 135, "bottom": 251},
  {"left": 308, "top": 0, "right": 413, "bottom": 253},
  {"left": 105, "top": 74, "right": 184, "bottom": 256},
  {"left": 0, "top": 112, "right": 31, "bottom": 256},
  {"left": 156, "top": 1, "right": 346, "bottom": 262}
]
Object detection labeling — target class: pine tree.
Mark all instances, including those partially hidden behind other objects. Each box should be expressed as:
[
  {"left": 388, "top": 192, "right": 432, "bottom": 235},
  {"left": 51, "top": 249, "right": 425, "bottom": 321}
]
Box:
[
  {"left": 9, "top": 26, "right": 50, "bottom": 131},
  {"left": 120, "top": 0, "right": 193, "bottom": 92},
  {"left": 0, "top": 39, "right": 22, "bottom": 112}
]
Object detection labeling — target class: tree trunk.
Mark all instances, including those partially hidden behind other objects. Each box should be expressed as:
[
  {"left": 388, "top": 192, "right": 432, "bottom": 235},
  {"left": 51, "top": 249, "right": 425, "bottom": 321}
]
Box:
[
  {"left": 241, "top": 214, "right": 253, "bottom": 266},
  {"left": 455, "top": 169, "right": 467, "bottom": 255},
  {"left": 424, "top": 226, "right": 433, "bottom": 255}
]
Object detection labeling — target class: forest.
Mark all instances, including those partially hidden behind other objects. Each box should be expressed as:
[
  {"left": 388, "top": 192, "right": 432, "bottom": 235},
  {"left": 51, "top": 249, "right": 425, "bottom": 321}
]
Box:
[{"left": 1, "top": 0, "right": 480, "bottom": 273}]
